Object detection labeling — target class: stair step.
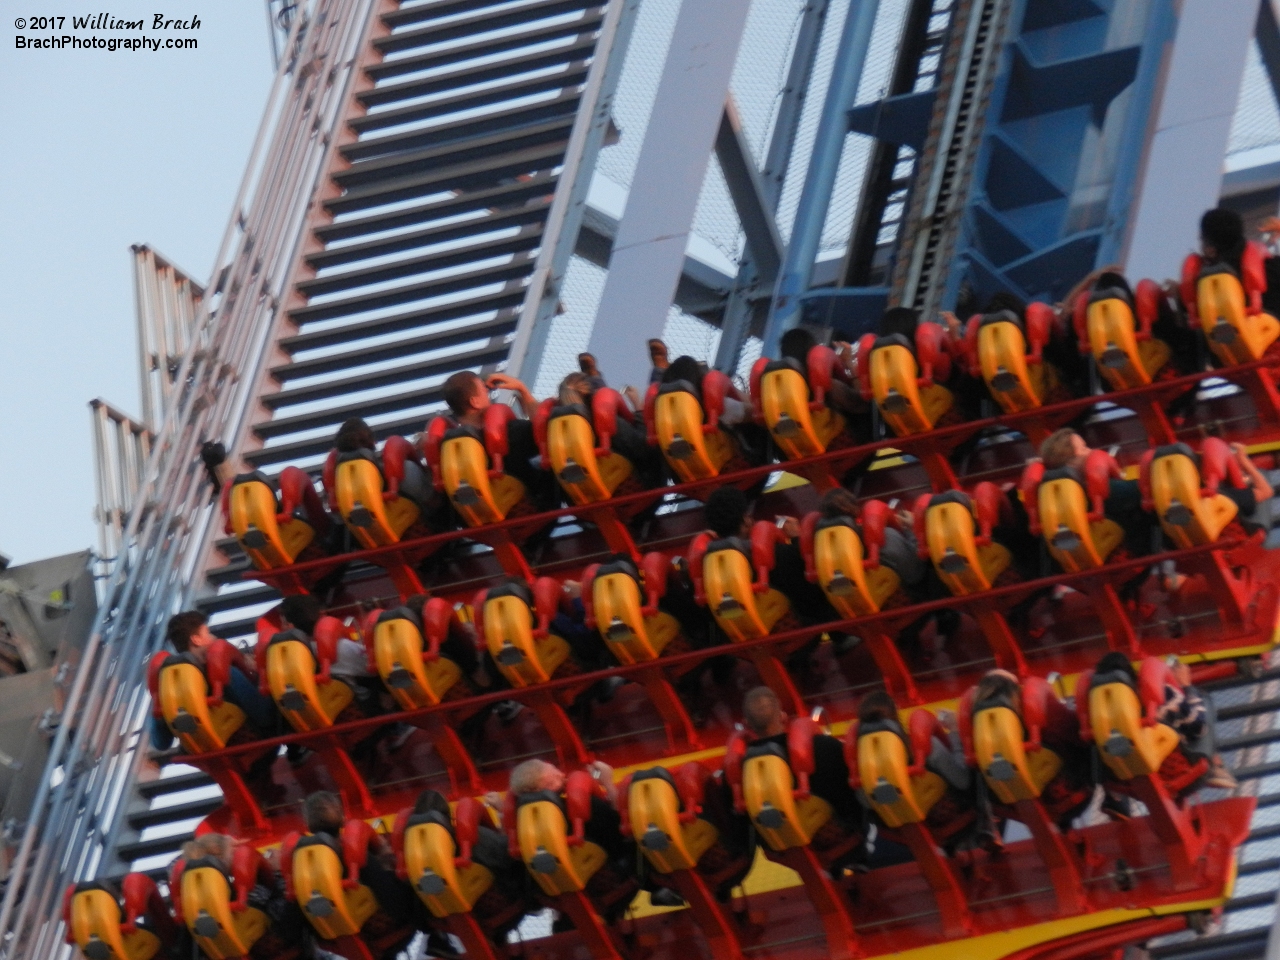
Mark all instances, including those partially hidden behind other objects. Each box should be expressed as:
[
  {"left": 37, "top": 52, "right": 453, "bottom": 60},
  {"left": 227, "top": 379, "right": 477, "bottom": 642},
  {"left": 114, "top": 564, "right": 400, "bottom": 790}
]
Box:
[
  {"left": 127, "top": 795, "right": 223, "bottom": 830},
  {"left": 305, "top": 199, "right": 549, "bottom": 271},
  {"left": 384, "top": 0, "right": 592, "bottom": 31},
  {"left": 260, "top": 339, "right": 511, "bottom": 414},
  {"left": 312, "top": 173, "right": 556, "bottom": 244},
  {"left": 138, "top": 771, "right": 215, "bottom": 799},
  {"left": 341, "top": 90, "right": 581, "bottom": 164},
  {"left": 296, "top": 224, "right": 543, "bottom": 298},
  {"left": 334, "top": 113, "right": 576, "bottom": 188},
  {"left": 324, "top": 141, "right": 566, "bottom": 216},
  {"left": 375, "top": 0, "right": 599, "bottom": 55},
  {"left": 1151, "top": 928, "right": 1268, "bottom": 959},
  {"left": 207, "top": 554, "right": 253, "bottom": 586},
  {"left": 275, "top": 310, "right": 519, "bottom": 381},
  {"left": 1239, "top": 857, "right": 1280, "bottom": 877},
  {"left": 117, "top": 833, "right": 193, "bottom": 863},
  {"left": 351, "top": 62, "right": 590, "bottom": 135},
  {"left": 1223, "top": 890, "right": 1279, "bottom": 914},
  {"left": 196, "top": 583, "right": 281, "bottom": 616},
  {"left": 288, "top": 252, "right": 535, "bottom": 326},
  {"left": 281, "top": 290, "right": 525, "bottom": 354},
  {"left": 1204, "top": 665, "right": 1280, "bottom": 692},
  {"left": 244, "top": 411, "right": 440, "bottom": 467},
  {"left": 1219, "top": 696, "right": 1280, "bottom": 721},
  {"left": 1219, "top": 727, "right": 1280, "bottom": 753},
  {"left": 252, "top": 379, "right": 459, "bottom": 440},
  {"left": 360, "top": 30, "right": 598, "bottom": 106}
]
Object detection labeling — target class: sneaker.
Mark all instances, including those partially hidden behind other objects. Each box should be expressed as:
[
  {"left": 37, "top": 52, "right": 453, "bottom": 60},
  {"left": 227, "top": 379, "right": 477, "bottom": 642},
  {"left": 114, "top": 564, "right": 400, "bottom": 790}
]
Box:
[
  {"left": 424, "top": 931, "right": 462, "bottom": 959},
  {"left": 1100, "top": 793, "right": 1134, "bottom": 821},
  {"left": 494, "top": 700, "right": 524, "bottom": 724},
  {"left": 649, "top": 887, "right": 685, "bottom": 908},
  {"left": 1206, "top": 763, "right": 1238, "bottom": 791}
]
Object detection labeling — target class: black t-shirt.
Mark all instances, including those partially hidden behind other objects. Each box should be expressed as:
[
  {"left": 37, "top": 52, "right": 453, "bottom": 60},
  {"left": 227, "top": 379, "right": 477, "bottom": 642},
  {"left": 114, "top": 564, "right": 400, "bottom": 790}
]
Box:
[
  {"left": 1219, "top": 483, "right": 1257, "bottom": 519},
  {"left": 756, "top": 732, "right": 859, "bottom": 827},
  {"left": 769, "top": 542, "right": 839, "bottom": 626},
  {"left": 584, "top": 795, "right": 627, "bottom": 865}
]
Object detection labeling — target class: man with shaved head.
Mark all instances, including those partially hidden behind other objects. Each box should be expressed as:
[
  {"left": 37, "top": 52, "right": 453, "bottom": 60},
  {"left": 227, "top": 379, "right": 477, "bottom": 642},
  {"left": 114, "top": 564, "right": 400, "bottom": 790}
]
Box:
[{"left": 741, "top": 687, "right": 859, "bottom": 829}]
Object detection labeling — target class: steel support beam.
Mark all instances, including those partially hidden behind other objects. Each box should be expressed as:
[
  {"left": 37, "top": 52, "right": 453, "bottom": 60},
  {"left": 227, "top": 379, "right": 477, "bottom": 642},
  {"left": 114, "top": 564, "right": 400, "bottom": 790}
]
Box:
[
  {"left": 762, "top": 0, "right": 882, "bottom": 360},
  {"left": 575, "top": 204, "right": 734, "bottom": 318},
  {"left": 586, "top": 0, "right": 754, "bottom": 390},
  {"left": 503, "top": 0, "right": 642, "bottom": 381},
  {"left": 842, "top": 0, "right": 937, "bottom": 288},
  {"left": 714, "top": 0, "right": 832, "bottom": 373},
  {"left": 715, "top": 99, "right": 784, "bottom": 278},
  {"left": 1123, "top": 1, "right": 1256, "bottom": 279}
]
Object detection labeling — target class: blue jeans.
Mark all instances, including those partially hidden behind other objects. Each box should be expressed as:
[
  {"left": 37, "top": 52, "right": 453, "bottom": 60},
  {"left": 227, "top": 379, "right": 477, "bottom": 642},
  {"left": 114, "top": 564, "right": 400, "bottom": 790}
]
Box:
[{"left": 151, "top": 666, "right": 280, "bottom": 750}]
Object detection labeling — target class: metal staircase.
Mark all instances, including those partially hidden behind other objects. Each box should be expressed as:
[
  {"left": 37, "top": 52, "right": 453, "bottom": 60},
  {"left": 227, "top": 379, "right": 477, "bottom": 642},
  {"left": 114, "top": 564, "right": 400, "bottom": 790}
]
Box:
[
  {"left": 1152, "top": 660, "right": 1280, "bottom": 960},
  {"left": 0, "top": 0, "right": 640, "bottom": 954}
]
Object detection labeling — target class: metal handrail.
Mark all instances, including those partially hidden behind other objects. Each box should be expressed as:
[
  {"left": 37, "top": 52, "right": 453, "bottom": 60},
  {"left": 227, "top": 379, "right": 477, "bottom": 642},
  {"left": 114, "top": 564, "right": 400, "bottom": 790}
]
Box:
[
  {"left": 131, "top": 245, "right": 204, "bottom": 430},
  {"left": 504, "top": 0, "right": 644, "bottom": 380},
  {"left": 88, "top": 399, "right": 153, "bottom": 573}
]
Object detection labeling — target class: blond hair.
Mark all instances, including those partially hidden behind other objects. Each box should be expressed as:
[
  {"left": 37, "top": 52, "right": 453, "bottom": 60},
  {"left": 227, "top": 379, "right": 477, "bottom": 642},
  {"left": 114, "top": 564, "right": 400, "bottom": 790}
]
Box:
[
  {"left": 509, "top": 759, "right": 557, "bottom": 795},
  {"left": 182, "top": 833, "right": 232, "bottom": 868},
  {"left": 558, "top": 372, "right": 591, "bottom": 406}
]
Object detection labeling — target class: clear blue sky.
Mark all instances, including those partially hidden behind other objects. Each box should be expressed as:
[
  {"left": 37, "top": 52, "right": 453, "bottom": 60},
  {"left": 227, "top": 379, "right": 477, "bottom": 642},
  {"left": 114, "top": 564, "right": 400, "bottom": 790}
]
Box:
[{"left": 0, "top": 3, "right": 273, "bottom": 565}]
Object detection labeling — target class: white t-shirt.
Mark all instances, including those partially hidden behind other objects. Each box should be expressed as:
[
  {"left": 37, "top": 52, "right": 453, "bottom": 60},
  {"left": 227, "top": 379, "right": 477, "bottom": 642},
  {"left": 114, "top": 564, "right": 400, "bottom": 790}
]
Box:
[
  {"left": 309, "top": 632, "right": 374, "bottom": 679},
  {"left": 720, "top": 396, "right": 751, "bottom": 426}
]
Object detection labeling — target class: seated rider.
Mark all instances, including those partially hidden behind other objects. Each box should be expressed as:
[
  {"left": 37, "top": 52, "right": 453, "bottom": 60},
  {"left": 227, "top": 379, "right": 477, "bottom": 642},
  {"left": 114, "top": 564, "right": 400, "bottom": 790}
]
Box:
[
  {"left": 329, "top": 417, "right": 446, "bottom": 549},
  {"left": 1078, "top": 271, "right": 1198, "bottom": 378},
  {"left": 336, "top": 417, "right": 434, "bottom": 505},
  {"left": 494, "top": 367, "right": 665, "bottom": 489},
  {"left": 303, "top": 791, "right": 417, "bottom": 927},
  {"left": 440, "top": 370, "right": 559, "bottom": 511},
  {"left": 508, "top": 758, "right": 630, "bottom": 878},
  {"left": 152, "top": 611, "right": 282, "bottom": 752},
  {"left": 1092, "top": 653, "right": 1236, "bottom": 791},
  {"left": 414, "top": 789, "right": 525, "bottom": 897},
  {"left": 818, "top": 486, "right": 949, "bottom": 656},
  {"left": 820, "top": 487, "right": 928, "bottom": 598},
  {"left": 398, "top": 593, "right": 491, "bottom": 692},
  {"left": 781, "top": 327, "right": 870, "bottom": 438},
  {"left": 661, "top": 354, "right": 768, "bottom": 465},
  {"left": 880, "top": 306, "right": 984, "bottom": 419},
  {"left": 280, "top": 595, "right": 388, "bottom": 719},
  {"left": 409, "top": 789, "right": 532, "bottom": 951},
  {"left": 1199, "top": 207, "right": 1252, "bottom": 288},
  {"left": 856, "top": 691, "right": 995, "bottom": 855},
  {"left": 1039, "top": 428, "right": 1155, "bottom": 560},
  {"left": 1221, "top": 442, "right": 1276, "bottom": 532},
  {"left": 181, "top": 833, "right": 303, "bottom": 946},
  {"left": 973, "top": 670, "right": 1093, "bottom": 831},
  {"left": 558, "top": 371, "right": 665, "bottom": 488},
  {"left": 703, "top": 487, "right": 839, "bottom": 629},
  {"left": 741, "top": 687, "right": 861, "bottom": 834},
  {"left": 647, "top": 339, "right": 670, "bottom": 385}
]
